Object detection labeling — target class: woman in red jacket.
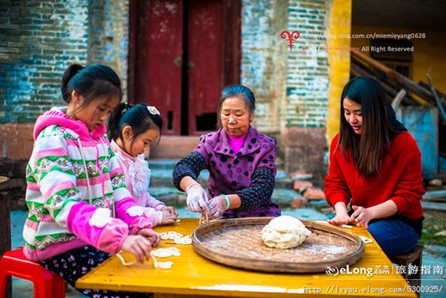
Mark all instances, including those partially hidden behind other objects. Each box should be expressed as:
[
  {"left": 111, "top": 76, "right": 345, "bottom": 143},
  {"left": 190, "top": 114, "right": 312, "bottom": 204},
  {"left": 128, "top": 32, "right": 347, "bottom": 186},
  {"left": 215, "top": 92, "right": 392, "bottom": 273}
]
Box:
[{"left": 325, "top": 76, "right": 424, "bottom": 256}]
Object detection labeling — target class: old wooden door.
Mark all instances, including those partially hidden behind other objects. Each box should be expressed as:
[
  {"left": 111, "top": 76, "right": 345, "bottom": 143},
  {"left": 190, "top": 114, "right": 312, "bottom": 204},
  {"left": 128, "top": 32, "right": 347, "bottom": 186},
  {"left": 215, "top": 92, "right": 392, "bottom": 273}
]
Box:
[{"left": 129, "top": 0, "right": 240, "bottom": 136}]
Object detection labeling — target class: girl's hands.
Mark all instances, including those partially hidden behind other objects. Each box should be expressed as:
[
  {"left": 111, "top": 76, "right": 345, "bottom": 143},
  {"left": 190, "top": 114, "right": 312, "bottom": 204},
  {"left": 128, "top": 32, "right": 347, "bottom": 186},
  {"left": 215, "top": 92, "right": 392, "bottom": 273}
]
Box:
[
  {"left": 137, "top": 228, "right": 161, "bottom": 246},
  {"left": 161, "top": 207, "right": 178, "bottom": 225},
  {"left": 162, "top": 206, "right": 178, "bottom": 217},
  {"left": 121, "top": 235, "right": 153, "bottom": 264},
  {"left": 121, "top": 229, "right": 160, "bottom": 264}
]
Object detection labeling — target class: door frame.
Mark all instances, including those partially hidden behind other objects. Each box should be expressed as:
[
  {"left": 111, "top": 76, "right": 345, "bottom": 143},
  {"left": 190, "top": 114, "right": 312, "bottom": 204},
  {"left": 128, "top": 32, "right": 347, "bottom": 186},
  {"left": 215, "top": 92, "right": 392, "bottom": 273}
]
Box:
[{"left": 128, "top": 0, "right": 241, "bottom": 135}]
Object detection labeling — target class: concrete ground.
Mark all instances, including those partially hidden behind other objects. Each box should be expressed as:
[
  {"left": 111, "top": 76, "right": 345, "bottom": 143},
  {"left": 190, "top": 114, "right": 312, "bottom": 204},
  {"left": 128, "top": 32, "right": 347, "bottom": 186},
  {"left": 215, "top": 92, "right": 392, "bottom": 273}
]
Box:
[{"left": 9, "top": 208, "right": 446, "bottom": 298}]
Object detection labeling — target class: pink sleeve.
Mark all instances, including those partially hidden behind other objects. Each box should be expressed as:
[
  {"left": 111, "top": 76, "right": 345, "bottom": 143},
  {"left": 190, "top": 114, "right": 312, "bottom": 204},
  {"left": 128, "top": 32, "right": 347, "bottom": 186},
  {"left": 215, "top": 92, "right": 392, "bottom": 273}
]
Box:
[
  {"left": 67, "top": 201, "right": 128, "bottom": 254},
  {"left": 115, "top": 197, "right": 154, "bottom": 234},
  {"left": 144, "top": 192, "right": 166, "bottom": 211},
  {"left": 143, "top": 207, "right": 163, "bottom": 226}
]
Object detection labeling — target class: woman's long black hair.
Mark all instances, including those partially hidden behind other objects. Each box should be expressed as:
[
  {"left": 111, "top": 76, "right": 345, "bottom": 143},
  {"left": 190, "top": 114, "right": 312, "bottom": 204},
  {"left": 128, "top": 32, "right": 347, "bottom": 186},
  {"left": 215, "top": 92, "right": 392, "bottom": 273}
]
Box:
[{"left": 337, "top": 77, "right": 406, "bottom": 177}]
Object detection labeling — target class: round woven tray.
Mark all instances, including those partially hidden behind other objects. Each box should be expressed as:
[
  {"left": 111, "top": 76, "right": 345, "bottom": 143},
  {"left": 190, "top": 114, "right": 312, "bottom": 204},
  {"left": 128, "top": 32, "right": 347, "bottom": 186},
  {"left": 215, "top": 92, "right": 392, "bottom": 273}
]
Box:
[{"left": 192, "top": 217, "right": 364, "bottom": 273}]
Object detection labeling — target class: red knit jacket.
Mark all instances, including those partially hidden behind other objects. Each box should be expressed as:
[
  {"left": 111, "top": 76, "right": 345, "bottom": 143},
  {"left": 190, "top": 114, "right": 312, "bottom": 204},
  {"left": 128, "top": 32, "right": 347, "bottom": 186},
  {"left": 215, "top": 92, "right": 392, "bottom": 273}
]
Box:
[{"left": 325, "top": 131, "right": 424, "bottom": 220}]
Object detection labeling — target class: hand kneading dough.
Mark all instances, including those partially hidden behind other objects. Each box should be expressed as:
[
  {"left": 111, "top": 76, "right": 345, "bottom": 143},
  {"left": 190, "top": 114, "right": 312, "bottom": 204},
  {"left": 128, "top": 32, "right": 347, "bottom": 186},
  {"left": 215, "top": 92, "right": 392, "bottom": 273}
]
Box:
[{"left": 261, "top": 216, "right": 312, "bottom": 249}]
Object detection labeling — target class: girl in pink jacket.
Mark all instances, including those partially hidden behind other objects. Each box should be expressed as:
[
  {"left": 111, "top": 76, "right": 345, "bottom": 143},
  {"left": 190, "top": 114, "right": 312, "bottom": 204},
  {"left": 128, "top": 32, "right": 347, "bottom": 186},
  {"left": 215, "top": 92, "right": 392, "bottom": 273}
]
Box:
[
  {"left": 24, "top": 64, "right": 159, "bottom": 297},
  {"left": 107, "top": 102, "right": 178, "bottom": 226}
]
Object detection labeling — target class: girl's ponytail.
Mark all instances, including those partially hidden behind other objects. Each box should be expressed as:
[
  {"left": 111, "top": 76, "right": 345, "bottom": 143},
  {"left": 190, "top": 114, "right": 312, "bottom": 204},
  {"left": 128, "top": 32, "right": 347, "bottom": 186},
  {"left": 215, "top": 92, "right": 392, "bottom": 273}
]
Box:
[
  {"left": 107, "top": 102, "right": 132, "bottom": 141},
  {"left": 61, "top": 64, "right": 84, "bottom": 103}
]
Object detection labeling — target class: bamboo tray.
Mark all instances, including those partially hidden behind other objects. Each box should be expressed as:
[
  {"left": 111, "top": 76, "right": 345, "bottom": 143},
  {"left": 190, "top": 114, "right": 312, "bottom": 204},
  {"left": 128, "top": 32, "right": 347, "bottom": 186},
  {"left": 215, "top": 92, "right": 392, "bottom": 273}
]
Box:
[{"left": 192, "top": 217, "right": 364, "bottom": 273}]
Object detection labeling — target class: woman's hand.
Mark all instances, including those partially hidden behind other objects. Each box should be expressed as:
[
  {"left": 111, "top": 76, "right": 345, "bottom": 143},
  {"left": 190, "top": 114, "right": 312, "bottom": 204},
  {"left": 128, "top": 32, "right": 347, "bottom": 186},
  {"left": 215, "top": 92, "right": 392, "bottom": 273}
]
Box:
[
  {"left": 121, "top": 235, "right": 153, "bottom": 264},
  {"left": 186, "top": 183, "right": 209, "bottom": 213},
  {"left": 350, "top": 205, "right": 373, "bottom": 228},
  {"left": 137, "top": 228, "right": 161, "bottom": 246},
  {"left": 328, "top": 213, "right": 351, "bottom": 225},
  {"left": 327, "top": 201, "right": 352, "bottom": 225},
  {"left": 207, "top": 195, "right": 227, "bottom": 219},
  {"left": 350, "top": 201, "right": 398, "bottom": 228}
]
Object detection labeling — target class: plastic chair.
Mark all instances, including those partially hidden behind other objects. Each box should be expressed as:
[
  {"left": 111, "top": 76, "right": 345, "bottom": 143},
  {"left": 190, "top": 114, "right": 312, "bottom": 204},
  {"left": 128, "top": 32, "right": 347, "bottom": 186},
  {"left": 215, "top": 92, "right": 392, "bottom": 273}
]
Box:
[{"left": 0, "top": 247, "right": 65, "bottom": 298}]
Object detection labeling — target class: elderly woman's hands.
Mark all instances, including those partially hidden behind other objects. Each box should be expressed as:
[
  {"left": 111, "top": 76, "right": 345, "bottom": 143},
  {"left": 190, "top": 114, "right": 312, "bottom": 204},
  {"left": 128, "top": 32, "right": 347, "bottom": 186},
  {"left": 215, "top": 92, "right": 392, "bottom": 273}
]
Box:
[
  {"left": 186, "top": 183, "right": 209, "bottom": 213},
  {"left": 207, "top": 195, "right": 227, "bottom": 219}
]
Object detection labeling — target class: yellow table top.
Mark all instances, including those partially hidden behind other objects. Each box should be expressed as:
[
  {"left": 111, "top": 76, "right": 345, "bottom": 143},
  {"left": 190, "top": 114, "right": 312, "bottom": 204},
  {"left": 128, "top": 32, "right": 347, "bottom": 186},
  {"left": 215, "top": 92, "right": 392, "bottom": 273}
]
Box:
[{"left": 76, "top": 218, "right": 416, "bottom": 298}]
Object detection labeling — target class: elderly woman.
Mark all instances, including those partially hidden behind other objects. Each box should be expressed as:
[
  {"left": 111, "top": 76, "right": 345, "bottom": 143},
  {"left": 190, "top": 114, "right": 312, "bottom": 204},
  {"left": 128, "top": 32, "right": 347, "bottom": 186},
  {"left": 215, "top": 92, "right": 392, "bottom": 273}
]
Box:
[{"left": 172, "top": 85, "right": 280, "bottom": 219}]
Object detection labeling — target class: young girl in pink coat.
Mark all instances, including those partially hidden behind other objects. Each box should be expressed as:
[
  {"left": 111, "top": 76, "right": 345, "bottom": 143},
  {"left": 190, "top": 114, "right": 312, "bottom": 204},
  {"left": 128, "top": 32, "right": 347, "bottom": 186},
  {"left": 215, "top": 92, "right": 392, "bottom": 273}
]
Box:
[
  {"left": 23, "top": 64, "right": 159, "bottom": 298},
  {"left": 107, "top": 102, "right": 178, "bottom": 226}
]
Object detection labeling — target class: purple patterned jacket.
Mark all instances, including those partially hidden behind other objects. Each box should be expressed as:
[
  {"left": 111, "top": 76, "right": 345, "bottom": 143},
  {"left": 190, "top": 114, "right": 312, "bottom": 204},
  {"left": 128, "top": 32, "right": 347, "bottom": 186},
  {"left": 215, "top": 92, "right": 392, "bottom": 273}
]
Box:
[{"left": 173, "top": 127, "right": 281, "bottom": 218}]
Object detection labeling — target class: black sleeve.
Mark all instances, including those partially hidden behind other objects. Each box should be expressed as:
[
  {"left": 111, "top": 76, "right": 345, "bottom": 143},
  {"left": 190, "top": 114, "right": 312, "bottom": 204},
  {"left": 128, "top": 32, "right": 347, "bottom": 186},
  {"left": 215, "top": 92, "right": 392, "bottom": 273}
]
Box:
[
  {"left": 235, "top": 167, "right": 275, "bottom": 210},
  {"left": 172, "top": 151, "right": 207, "bottom": 191}
]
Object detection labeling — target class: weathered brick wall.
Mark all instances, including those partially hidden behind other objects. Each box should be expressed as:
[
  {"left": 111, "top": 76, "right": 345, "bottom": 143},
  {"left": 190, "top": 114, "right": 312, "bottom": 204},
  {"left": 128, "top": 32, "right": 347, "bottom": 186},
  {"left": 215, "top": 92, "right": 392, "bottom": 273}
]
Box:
[
  {"left": 241, "top": 0, "right": 288, "bottom": 134},
  {"left": 0, "top": 0, "right": 129, "bottom": 160},
  {"left": 285, "top": 0, "right": 330, "bottom": 128},
  {"left": 88, "top": 0, "right": 129, "bottom": 97},
  {"left": 242, "top": 0, "right": 330, "bottom": 180},
  {"left": 0, "top": 0, "right": 89, "bottom": 123},
  {"left": 241, "top": 0, "right": 329, "bottom": 131},
  {"left": 1, "top": 0, "right": 332, "bottom": 182},
  {"left": 282, "top": 0, "right": 330, "bottom": 181}
]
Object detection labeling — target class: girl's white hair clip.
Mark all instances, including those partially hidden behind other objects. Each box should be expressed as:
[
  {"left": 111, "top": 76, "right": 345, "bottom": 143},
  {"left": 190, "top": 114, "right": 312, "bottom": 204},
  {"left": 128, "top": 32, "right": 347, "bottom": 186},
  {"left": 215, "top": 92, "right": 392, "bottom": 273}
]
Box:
[{"left": 147, "top": 106, "right": 160, "bottom": 116}]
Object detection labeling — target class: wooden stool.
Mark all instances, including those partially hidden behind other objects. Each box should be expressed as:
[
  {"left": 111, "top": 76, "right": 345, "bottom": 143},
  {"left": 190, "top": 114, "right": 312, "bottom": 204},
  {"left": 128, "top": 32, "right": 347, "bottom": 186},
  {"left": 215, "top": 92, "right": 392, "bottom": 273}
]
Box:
[
  {"left": 389, "top": 245, "right": 423, "bottom": 294},
  {"left": 0, "top": 247, "right": 66, "bottom": 298}
]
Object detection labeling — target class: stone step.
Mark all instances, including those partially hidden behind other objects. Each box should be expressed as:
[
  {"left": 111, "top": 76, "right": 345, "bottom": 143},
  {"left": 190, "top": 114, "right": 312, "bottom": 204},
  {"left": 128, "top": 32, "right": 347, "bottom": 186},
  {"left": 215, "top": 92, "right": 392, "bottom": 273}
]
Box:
[
  {"left": 150, "top": 169, "right": 209, "bottom": 188},
  {"left": 148, "top": 159, "right": 179, "bottom": 170},
  {"left": 149, "top": 159, "right": 294, "bottom": 189},
  {"left": 148, "top": 159, "right": 304, "bottom": 209},
  {"left": 149, "top": 185, "right": 306, "bottom": 210}
]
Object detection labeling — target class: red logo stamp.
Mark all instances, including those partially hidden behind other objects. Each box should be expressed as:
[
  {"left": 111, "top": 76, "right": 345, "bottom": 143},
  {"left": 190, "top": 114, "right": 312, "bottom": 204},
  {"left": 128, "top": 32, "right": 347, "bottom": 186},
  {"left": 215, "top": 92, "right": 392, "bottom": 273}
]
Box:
[{"left": 281, "top": 30, "right": 300, "bottom": 51}]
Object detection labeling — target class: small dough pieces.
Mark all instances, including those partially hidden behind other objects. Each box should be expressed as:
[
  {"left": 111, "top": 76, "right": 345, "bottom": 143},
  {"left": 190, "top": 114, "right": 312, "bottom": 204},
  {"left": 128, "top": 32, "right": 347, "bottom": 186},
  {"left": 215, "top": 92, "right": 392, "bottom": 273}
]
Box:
[
  {"left": 160, "top": 231, "right": 192, "bottom": 245},
  {"left": 151, "top": 247, "right": 181, "bottom": 258},
  {"left": 156, "top": 261, "right": 173, "bottom": 269},
  {"left": 261, "top": 216, "right": 312, "bottom": 249}
]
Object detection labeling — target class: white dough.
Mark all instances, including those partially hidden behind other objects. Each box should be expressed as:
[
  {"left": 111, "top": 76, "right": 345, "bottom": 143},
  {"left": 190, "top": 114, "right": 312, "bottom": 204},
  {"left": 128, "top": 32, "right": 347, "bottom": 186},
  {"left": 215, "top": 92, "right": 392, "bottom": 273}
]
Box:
[
  {"left": 160, "top": 231, "right": 192, "bottom": 245},
  {"left": 261, "top": 216, "right": 312, "bottom": 249},
  {"left": 156, "top": 261, "right": 173, "bottom": 269},
  {"left": 151, "top": 247, "right": 181, "bottom": 258}
]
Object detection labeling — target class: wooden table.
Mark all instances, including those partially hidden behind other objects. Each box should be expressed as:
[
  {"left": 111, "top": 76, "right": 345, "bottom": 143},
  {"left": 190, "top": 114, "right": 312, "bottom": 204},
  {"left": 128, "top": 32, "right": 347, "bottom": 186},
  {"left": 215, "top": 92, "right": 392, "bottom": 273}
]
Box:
[{"left": 76, "top": 218, "right": 417, "bottom": 297}]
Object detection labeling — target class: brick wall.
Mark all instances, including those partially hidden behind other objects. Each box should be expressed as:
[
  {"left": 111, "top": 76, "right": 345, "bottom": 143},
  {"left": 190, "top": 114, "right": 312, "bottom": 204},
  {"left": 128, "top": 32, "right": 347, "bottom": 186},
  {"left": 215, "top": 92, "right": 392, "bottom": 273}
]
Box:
[
  {"left": 1, "top": 0, "right": 333, "bottom": 182},
  {"left": 88, "top": 0, "right": 129, "bottom": 98},
  {"left": 282, "top": 0, "right": 331, "bottom": 181},
  {"left": 0, "top": 0, "right": 129, "bottom": 160},
  {"left": 0, "top": 0, "right": 89, "bottom": 123},
  {"left": 241, "top": 0, "right": 288, "bottom": 134},
  {"left": 285, "top": 0, "right": 330, "bottom": 128},
  {"left": 241, "top": 0, "right": 331, "bottom": 180}
]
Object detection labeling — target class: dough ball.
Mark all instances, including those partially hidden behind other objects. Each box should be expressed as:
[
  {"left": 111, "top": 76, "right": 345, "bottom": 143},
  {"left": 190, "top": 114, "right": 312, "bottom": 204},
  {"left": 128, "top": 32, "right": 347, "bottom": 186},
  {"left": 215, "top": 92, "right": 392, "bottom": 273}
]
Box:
[{"left": 261, "top": 216, "right": 312, "bottom": 249}]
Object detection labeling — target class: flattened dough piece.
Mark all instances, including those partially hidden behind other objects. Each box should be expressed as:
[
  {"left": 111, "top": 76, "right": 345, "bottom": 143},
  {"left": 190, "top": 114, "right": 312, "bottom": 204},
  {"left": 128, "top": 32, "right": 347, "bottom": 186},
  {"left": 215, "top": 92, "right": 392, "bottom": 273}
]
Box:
[
  {"left": 160, "top": 231, "right": 192, "bottom": 245},
  {"left": 151, "top": 247, "right": 181, "bottom": 258},
  {"left": 156, "top": 261, "right": 173, "bottom": 269}
]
